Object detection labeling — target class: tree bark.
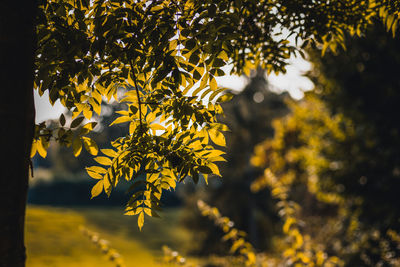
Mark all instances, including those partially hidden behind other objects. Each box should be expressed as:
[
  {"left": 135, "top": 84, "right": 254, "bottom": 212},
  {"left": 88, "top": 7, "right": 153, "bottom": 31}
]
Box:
[{"left": 0, "top": 1, "right": 36, "bottom": 266}]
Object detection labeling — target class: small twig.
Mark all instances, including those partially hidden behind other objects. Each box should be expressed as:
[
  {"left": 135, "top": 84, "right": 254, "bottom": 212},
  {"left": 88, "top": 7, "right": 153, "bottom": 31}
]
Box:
[{"left": 29, "top": 159, "right": 34, "bottom": 178}]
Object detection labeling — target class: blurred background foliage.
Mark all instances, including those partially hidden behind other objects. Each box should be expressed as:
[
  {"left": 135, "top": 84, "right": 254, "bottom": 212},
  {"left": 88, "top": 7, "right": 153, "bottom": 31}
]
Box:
[{"left": 28, "top": 21, "right": 400, "bottom": 267}]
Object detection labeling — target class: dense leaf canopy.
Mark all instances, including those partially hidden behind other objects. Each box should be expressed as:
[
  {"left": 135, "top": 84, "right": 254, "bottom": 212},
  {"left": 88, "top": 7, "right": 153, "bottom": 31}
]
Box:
[{"left": 31, "top": 0, "right": 400, "bottom": 229}]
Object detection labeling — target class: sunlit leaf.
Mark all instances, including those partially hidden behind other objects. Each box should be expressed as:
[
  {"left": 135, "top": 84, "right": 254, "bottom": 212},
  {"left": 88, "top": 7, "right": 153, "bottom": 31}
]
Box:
[
  {"left": 138, "top": 211, "right": 144, "bottom": 231},
  {"left": 110, "top": 116, "right": 131, "bottom": 126},
  {"left": 101, "top": 149, "right": 118, "bottom": 158},
  {"left": 37, "top": 138, "right": 47, "bottom": 158},
  {"left": 72, "top": 137, "right": 82, "bottom": 157},
  {"left": 91, "top": 180, "right": 104, "bottom": 199},
  {"left": 82, "top": 136, "right": 98, "bottom": 155},
  {"left": 30, "top": 140, "right": 37, "bottom": 158},
  {"left": 94, "top": 156, "right": 112, "bottom": 166},
  {"left": 208, "top": 128, "right": 226, "bottom": 146}
]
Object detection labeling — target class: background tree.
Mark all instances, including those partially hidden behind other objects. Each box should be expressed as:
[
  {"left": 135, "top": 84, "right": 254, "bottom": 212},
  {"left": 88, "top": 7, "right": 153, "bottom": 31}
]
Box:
[
  {"left": 252, "top": 23, "right": 400, "bottom": 266},
  {"left": 1, "top": 0, "right": 399, "bottom": 266}
]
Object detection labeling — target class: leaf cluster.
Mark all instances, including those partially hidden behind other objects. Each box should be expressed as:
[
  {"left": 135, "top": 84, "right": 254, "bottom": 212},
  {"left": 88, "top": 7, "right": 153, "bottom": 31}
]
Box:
[{"left": 32, "top": 0, "right": 400, "bottom": 229}]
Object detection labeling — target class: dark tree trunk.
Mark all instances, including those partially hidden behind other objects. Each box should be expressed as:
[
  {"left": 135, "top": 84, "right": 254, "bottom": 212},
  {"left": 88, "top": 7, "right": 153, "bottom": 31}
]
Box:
[{"left": 0, "top": 1, "right": 36, "bottom": 266}]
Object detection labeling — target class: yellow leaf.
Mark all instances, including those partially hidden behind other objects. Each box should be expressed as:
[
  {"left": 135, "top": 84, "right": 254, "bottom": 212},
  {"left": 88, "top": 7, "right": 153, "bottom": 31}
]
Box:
[
  {"left": 91, "top": 180, "right": 104, "bottom": 199},
  {"left": 80, "top": 122, "right": 98, "bottom": 135},
  {"left": 127, "top": 72, "right": 135, "bottom": 87},
  {"left": 129, "top": 121, "right": 137, "bottom": 135},
  {"left": 199, "top": 128, "right": 209, "bottom": 144},
  {"left": 150, "top": 123, "right": 165, "bottom": 131},
  {"left": 86, "top": 166, "right": 107, "bottom": 174},
  {"left": 246, "top": 252, "right": 256, "bottom": 266},
  {"left": 138, "top": 211, "right": 144, "bottom": 231},
  {"left": 37, "top": 138, "right": 47, "bottom": 158},
  {"left": 110, "top": 116, "right": 131, "bottom": 126},
  {"left": 210, "top": 77, "right": 218, "bottom": 91},
  {"left": 207, "top": 162, "right": 221, "bottom": 176},
  {"left": 103, "top": 173, "right": 112, "bottom": 196},
  {"left": 199, "top": 73, "right": 208, "bottom": 90},
  {"left": 209, "top": 156, "right": 227, "bottom": 162},
  {"left": 94, "top": 156, "right": 112, "bottom": 166},
  {"left": 72, "top": 137, "right": 82, "bottom": 157},
  {"left": 82, "top": 137, "right": 98, "bottom": 155},
  {"left": 30, "top": 140, "right": 37, "bottom": 158},
  {"left": 89, "top": 98, "right": 101, "bottom": 115},
  {"left": 218, "top": 50, "right": 229, "bottom": 61},
  {"left": 208, "top": 128, "right": 226, "bottom": 147},
  {"left": 92, "top": 87, "right": 103, "bottom": 103},
  {"left": 124, "top": 209, "right": 141, "bottom": 216},
  {"left": 207, "top": 149, "right": 226, "bottom": 157},
  {"left": 169, "top": 39, "right": 178, "bottom": 51},
  {"left": 283, "top": 217, "right": 296, "bottom": 233},
  {"left": 87, "top": 170, "right": 103, "bottom": 179},
  {"left": 83, "top": 106, "right": 93, "bottom": 120},
  {"left": 101, "top": 149, "right": 118, "bottom": 158}
]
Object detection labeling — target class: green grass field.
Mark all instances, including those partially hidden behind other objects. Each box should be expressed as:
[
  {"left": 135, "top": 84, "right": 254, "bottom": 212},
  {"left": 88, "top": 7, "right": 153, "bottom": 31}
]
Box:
[{"left": 25, "top": 205, "right": 195, "bottom": 267}]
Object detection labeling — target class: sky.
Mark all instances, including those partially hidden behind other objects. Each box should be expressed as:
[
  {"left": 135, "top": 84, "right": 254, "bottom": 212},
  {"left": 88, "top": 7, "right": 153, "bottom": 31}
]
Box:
[{"left": 34, "top": 56, "right": 313, "bottom": 123}]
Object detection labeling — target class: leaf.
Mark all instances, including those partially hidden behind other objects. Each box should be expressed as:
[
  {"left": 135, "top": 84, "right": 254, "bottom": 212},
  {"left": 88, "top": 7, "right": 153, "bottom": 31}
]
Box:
[
  {"left": 198, "top": 165, "right": 212, "bottom": 174},
  {"left": 72, "top": 137, "right": 83, "bottom": 157},
  {"left": 110, "top": 116, "right": 131, "bottom": 126},
  {"left": 80, "top": 122, "right": 98, "bottom": 135},
  {"left": 150, "top": 123, "right": 165, "bottom": 131},
  {"left": 30, "top": 140, "right": 37, "bottom": 158},
  {"left": 83, "top": 106, "right": 93, "bottom": 120},
  {"left": 138, "top": 211, "right": 144, "bottom": 231},
  {"left": 101, "top": 149, "right": 118, "bottom": 158},
  {"left": 91, "top": 180, "right": 104, "bottom": 199},
  {"left": 210, "top": 76, "right": 218, "bottom": 91},
  {"left": 37, "top": 138, "right": 47, "bottom": 158},
  {"left": 59, "top": 113, "right": 66, "bottom": 126},
  {"left": 86, "top": 166, "right": 107, "bottom": 174},
  {"left": 217, "top": 92, "right": 234, "bottom": 103},
  {"left": 94, "top": 156, "right": 112, "bottom": 166},
  {"left": 207, "top": 162, "right": 221, "bottom": 176},
  {"left": 87, "top": 170, "right": 103, "bottom": 179},
  {"left": 208, "top": 128, "right": 226, "bottom": 146},
  {"left": 82, "top": 136, "right": 98, "bottom": 155},
  {"left": 217, "top": 50, "right": 229, "bottom": 61},
  {"left": 71, "top": 116, "right": 85, "bottom": 128}
]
